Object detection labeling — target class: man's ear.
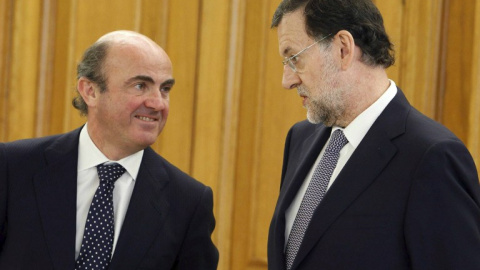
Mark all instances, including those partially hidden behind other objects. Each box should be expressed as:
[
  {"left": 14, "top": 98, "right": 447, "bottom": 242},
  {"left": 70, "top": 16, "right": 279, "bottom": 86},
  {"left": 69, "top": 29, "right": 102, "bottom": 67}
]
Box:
[
  {"left": 77, "top": 77, "right": 99, "bottom": 107},
  {"left": 336, "top": 30, "right": 356, "bottom": 70}
]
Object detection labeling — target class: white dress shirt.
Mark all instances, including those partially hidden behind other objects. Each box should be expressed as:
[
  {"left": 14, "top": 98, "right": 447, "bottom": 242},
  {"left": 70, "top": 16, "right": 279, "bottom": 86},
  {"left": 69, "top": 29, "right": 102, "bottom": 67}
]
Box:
[
  {"left": 284, "top": 80, "right": 398, "bottom": 247},
  {"left": 75, "top": 124, "right": 143, "bottom": 259}
]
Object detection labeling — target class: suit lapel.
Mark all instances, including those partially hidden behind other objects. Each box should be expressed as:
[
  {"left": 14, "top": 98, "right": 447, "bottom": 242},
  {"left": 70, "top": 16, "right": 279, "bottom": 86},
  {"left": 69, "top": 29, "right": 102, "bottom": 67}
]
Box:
[
  {"left": 271, "top": 125, "right": 331, "bottom": 269},
  {"left": 109, "top": 147, "right": 170, "bottom": 269},
  {"left": 278, "top": 126, "right": 331, "bottom": 215},
  {"left": 290, "top": 89, "right": 410, "bottom": 270},
  {"left": 34, "top": 129, "right": 81, "bottom": 270},
  {"left": 291, "top": 128, "right": 397, "bottom": 269}
]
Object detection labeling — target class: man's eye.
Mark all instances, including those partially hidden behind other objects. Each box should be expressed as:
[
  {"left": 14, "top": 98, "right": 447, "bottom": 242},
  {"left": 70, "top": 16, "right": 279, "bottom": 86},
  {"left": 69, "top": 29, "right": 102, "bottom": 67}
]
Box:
[
  {"left": 290, "top": 55, "right": 299, "bottom": 64},
  {"left": 135, "top": 83, "right": 146, "bottom": 90},
  {"left": 161, "top": 86, "right": 172, "bottom": 93}
]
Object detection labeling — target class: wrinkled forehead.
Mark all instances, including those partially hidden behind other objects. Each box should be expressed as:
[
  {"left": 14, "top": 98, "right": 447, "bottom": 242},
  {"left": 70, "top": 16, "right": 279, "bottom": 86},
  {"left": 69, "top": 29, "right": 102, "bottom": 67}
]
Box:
[
  {"left": 101, "top": 41, "right": 174, "bottom": 85},
  {"left": 277, "top": 9, "right": 313, "bottom": 56}
]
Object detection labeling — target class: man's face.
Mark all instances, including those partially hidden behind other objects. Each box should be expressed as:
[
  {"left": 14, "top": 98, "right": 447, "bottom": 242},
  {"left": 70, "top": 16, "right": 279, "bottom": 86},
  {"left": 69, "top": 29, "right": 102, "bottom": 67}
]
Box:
[
  {"left": 89, "top": 40, "right": 174, "bottom": 157},
  {"left": 277, "top": 9, "right": 349, "bottom": 126}
]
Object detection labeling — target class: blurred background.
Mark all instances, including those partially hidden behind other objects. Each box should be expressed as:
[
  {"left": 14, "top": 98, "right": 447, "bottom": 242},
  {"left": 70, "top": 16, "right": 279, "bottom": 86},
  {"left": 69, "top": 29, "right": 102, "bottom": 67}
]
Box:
[{"left": 1, "top": 0, "right": 479, "bottom": 269}]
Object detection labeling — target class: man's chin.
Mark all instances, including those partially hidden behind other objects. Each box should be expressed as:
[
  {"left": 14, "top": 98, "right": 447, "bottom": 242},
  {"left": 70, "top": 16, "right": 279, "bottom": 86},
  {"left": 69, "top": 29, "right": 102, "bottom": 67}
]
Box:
[
  {"left": 307, "top": 111, "right": 335, "bottom": 127},
  {"left": 133, "top": 132, "right": 160, "bottom": 148},
  {"left": 306, "top": 112, "right": 321, "bottom": 124}
]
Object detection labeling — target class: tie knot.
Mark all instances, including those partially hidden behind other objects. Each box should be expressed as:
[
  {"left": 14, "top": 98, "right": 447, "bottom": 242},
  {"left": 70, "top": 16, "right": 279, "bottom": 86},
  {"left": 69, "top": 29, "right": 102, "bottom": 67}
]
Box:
[
  {"left": 97, "top": 163, "right": 126, "bottom": 184},
  {"left": 329, "top": 129, "right": 348, "bottom": 149}
]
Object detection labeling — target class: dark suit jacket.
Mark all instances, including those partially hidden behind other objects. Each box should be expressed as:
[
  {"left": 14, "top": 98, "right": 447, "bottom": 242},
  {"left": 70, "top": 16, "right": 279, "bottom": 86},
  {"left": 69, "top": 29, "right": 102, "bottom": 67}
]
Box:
[
  {"left": 268, "top": 89, "right": 480, "bottom": 270},
  {"left": 0, "top": 127, "right": 218, "bottom": 269}
]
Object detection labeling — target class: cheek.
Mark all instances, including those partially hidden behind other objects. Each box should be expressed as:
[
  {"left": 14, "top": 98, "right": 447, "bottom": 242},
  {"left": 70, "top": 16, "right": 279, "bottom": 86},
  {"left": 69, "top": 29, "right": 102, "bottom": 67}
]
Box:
[
  {"left": 123, "top": 97, "right": 145, "bottom": 113},
  {"left": 164, "top": 102, "right": 170, "bottom": 115},
  {"left": 160, "top": 99, "right": 170, "bottom": 117}
]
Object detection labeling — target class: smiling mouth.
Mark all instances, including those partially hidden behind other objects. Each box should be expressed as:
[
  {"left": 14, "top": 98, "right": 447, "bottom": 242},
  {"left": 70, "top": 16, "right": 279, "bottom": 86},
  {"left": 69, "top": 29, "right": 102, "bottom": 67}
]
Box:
[{"left": 136, "top": 116, "right": 158, "bottom": 122}]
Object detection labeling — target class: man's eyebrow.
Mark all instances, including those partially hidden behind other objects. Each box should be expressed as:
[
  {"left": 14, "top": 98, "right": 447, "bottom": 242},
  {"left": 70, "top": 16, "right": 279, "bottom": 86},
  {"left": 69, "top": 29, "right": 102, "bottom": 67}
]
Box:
[
  {"left": 124, "top": 76, "right": 175, "bottom": 87},
  {"left": 161, "top": 79, "right": 175, "bottom": 87},
  {"left": 125, "top": 75, "right": 155, "bottom": 85}
]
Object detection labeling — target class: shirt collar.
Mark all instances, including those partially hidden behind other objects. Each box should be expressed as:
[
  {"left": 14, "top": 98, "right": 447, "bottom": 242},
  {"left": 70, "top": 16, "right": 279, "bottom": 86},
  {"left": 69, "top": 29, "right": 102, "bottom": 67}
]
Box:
[
  {"left": 77, "top": 123, "right": 144, "bottom": 181},
  {"left": 335, "top": 80, "right": 397, "bottom": 148}
]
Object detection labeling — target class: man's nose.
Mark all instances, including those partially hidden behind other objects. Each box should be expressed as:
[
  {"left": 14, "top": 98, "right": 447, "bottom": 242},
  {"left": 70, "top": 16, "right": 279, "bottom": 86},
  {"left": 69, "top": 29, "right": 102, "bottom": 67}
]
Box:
[
  {"left": 145, "top": 90, "right": 167, "bottom": 110},
  {"left": 282, "top": 65, "right": 301, "bottom": 89}
]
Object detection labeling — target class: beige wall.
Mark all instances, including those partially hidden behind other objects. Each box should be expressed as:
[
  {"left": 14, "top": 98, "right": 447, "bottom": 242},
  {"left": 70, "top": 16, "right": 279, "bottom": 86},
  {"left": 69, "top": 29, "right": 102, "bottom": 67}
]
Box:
[{"left": 1, "top": 0, "right": 479, "bottom": 269}]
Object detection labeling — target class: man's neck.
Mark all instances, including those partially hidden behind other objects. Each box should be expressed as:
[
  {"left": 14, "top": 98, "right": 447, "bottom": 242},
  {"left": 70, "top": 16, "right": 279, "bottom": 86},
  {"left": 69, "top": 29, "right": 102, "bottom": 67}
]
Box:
[{"left": 337, "top": 66, "right": 390, "bottom": 127}]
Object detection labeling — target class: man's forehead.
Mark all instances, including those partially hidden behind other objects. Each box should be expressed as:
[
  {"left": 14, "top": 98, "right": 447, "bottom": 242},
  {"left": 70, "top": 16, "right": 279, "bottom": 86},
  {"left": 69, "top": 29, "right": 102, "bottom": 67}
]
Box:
[
  {"left": 102, "top": 45, "right": 173, "bottom": 84},
  {"left": 277, "top": 10, "right": 311, "bottom": 55},
  {"left": 100, "top": 31, "right": 169, "bottom": 63},
  {"left": 277, "top": 9, "right": 306, "bottom": 32},
  {"left": 105, "top": 42, "right": 171, "bottom": 67}
]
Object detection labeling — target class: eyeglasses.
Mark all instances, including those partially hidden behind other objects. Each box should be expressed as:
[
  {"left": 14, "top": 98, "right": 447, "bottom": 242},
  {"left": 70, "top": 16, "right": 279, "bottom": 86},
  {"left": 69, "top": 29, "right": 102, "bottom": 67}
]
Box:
[{"left": 282, "top": 33, "right": 332, "bottom": 73}]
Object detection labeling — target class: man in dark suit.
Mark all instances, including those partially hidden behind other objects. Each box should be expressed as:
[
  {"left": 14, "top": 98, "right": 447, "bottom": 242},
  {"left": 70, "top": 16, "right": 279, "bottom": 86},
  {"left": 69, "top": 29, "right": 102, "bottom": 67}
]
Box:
[
  {"left": 267, "top": 0, "right": 480, "bottom": 269},
  {"left": 0, "top": 30, "right": 218, "bottom": 269}
]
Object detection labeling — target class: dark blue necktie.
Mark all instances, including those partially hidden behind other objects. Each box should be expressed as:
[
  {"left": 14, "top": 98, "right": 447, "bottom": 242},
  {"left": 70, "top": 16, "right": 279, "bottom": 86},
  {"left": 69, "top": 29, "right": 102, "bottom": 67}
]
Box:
[{"left": 75, "top": 163, "right": 126, "bottom": 270}]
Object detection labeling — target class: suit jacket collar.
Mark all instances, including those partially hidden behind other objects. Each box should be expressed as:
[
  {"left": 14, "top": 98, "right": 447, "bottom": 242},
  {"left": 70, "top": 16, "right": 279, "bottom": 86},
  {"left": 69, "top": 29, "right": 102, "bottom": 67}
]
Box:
[
  {"left": 278, "top": 125, "right": 332, "bottom": 217},
  {"left": 288, "top": 88, "right": 410, "bottom": 269}
]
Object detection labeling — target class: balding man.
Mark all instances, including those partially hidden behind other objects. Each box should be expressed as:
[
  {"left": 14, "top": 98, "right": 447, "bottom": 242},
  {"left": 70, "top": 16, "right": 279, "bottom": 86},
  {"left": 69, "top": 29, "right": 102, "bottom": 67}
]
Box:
[{"left": 0, "top": 30, "right": 218, "bottom": 270}]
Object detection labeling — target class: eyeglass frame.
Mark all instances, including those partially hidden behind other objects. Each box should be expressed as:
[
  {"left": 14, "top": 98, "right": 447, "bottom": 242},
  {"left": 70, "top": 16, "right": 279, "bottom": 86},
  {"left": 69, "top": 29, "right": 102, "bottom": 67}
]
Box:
[{"left": 282, "top": 33, "right": 333, "bottom": 73}]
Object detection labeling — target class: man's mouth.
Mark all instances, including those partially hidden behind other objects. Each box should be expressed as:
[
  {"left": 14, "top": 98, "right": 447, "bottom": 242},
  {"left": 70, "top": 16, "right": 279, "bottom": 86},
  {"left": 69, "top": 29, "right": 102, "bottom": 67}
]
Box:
[{"left": 136, "top": 115, "right": 157, "bottom": 122}]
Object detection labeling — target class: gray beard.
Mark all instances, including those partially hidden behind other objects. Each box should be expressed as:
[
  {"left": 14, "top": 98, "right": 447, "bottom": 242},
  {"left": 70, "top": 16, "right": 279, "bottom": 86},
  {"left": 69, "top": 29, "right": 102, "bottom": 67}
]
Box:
[{"left": 306, "top": 98, "right": 343, "bottom": 126}]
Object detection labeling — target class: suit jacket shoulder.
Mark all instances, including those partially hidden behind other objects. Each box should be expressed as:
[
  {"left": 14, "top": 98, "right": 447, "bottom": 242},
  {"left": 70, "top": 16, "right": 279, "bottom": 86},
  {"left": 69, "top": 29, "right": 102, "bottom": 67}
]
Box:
[
  {"left": 0, "top": 129, "right": 81, "bottom": 269},
  {"left": 110, "top": 147, "right": 219, "bottom": 269}
]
